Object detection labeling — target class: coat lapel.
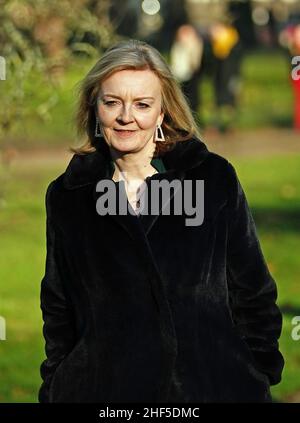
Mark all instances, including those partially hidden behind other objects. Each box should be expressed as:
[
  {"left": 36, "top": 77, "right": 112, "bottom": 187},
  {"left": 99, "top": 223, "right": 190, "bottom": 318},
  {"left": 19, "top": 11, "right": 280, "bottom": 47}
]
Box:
[
  {"left": 136, "top": 168, "right": 186, "bottom": 235},
  {"left": 63, "top": 135, "right": 209, "bottom": 241}
]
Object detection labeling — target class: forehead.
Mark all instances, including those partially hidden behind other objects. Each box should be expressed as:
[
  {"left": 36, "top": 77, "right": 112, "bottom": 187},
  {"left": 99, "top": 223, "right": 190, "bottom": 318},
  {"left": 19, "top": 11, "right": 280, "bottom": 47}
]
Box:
[{"left": 100, "top": 69, "right": 162, "bottom": 96}]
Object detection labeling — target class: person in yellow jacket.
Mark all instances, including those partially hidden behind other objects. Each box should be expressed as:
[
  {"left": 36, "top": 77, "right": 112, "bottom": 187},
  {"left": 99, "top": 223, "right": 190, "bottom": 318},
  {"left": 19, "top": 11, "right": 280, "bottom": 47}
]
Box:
[
  {"left": 211, "top": 23, "right": 239, "bottom": 60},
  {"left": 210, "top": 22, "right": 242, "bottom": 133}
]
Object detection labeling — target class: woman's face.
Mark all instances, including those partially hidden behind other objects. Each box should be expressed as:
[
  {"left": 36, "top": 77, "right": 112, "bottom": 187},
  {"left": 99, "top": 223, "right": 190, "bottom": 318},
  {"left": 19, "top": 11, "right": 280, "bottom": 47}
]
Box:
[{"left": 97, "top": 69, "right": 164, "bottom": 154}]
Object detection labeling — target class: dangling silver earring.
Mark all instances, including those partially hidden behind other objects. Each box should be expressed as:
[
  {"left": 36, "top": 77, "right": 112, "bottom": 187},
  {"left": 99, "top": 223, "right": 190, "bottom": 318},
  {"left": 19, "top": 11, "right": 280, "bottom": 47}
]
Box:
[
  {"left": 155, "top": 124, "right": 165, "bottom": 142},
  {"left": 95, "top": 116, "right": 102, "bottom": 137}
]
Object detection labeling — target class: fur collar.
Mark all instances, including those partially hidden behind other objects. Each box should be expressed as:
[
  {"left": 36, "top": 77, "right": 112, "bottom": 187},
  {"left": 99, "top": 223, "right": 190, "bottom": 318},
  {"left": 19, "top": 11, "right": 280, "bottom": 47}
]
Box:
[{"left": 63, "top": 135, "right": 210, "bottom": 190}]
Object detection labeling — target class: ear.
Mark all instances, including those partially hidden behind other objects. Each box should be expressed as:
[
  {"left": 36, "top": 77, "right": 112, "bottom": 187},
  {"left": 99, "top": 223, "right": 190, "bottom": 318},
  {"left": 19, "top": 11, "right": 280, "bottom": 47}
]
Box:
[
  {"left": 158, "top": 110, "right": 165, "bottom": 126},
  {"left": 94, "top": 95, "right": 101, "bottom": 116}
]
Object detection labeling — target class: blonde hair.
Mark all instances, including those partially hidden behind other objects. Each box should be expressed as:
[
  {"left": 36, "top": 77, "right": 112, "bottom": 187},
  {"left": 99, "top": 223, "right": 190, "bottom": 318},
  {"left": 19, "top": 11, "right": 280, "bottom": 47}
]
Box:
[{"left": 71, "top": 39, "right": 201, "bottom": 157}]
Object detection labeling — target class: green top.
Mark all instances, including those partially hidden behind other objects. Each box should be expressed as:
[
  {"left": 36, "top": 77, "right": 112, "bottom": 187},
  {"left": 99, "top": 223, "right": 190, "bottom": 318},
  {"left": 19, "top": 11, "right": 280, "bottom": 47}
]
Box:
[
  {"left": 108, "top": 156, "right": 166, "bottom": 177},
  {"left": 150, "top": 157, "right": 167, "bottom": 173}
]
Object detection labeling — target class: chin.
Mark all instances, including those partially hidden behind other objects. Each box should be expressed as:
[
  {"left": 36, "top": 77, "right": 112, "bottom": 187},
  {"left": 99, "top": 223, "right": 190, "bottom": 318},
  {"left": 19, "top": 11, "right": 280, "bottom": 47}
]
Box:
[{"left": 111, "top": 139, "right": 140, "bottom": 153}]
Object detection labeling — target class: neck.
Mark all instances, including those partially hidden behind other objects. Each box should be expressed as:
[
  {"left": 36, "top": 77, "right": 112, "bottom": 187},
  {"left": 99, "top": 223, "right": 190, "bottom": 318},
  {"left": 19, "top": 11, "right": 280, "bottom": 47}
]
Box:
[{"left": 110, "top": 141, "right": 157, "bottom": 183}]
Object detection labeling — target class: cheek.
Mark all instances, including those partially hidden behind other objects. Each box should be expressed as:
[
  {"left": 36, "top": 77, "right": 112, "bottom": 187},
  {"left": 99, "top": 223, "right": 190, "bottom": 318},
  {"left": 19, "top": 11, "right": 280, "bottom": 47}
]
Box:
[
  {"left": 136, "top": 111, "right": 160, "bottom": 129},
  {"left": 98, "top": 107, "right": 116, "bottom": 125}
]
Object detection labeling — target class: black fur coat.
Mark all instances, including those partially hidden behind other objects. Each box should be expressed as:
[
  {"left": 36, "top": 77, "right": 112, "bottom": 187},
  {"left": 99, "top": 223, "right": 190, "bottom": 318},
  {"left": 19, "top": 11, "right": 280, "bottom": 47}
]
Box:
[{"left": 38, "top": 136, "right": 284, "bottom": 403}]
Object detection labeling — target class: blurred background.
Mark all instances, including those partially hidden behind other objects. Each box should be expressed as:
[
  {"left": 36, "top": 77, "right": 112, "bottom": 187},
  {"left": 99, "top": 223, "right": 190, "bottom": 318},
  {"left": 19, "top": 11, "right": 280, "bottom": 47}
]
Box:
[{"left": 0, "top": 0, "right": 300, "bottom": 403}]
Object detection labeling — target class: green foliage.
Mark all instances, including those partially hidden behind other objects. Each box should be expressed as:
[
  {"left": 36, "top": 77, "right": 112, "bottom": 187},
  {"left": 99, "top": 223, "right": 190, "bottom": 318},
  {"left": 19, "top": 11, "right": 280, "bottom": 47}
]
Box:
[
  {"left": 0, "top": 0, "right": 116, "bottom": 140},
  {"left": 0, "top": 0, "right": 48, "bottom": 136}
]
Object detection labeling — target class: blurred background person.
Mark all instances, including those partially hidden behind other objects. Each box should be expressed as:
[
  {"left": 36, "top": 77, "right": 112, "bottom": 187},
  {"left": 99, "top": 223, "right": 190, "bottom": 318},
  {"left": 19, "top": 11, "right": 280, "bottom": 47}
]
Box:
[
  {"left": 279, "top": 21, "right": 300, "bottom": 131},
  {"left": 210, "top": 20, "right": 241, "bottom": 133},
  {"left": 170, "top": 24, "right": 204, "bottom": 119}
]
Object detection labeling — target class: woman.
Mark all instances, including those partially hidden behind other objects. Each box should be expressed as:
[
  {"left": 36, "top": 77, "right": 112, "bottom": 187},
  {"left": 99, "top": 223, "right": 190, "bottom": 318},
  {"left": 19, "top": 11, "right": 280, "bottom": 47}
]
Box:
[{"left": 39, "top": 39, "right": 284, "bottom": 403}]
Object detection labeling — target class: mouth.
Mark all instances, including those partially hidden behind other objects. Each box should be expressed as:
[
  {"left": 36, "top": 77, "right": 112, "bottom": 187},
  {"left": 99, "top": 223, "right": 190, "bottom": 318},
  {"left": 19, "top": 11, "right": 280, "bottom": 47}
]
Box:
[{"left": 114, "top": 129, "right": 137, "bottom": 138}]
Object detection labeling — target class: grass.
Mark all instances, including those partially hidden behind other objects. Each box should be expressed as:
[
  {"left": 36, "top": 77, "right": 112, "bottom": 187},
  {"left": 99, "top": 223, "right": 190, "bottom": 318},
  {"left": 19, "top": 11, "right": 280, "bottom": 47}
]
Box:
[
  {"left": 197, "top": 49, "right": 293, "bottom": 130},
  {"left": 0, "top": 163, "right": 59, "bottom": 402},
  {"left": 231, "top": 155, "right": 300, "bottom": 402},
  {"left": 0, "top": 153, "right": 300, "bottom": 402}
]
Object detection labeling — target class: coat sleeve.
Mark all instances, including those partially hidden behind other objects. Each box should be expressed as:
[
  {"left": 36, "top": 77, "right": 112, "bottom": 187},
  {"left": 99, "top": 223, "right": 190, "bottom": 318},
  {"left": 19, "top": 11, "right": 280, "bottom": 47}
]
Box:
[
  {"left": 38, "top": 181, "right": 76, "bottom": 402},
  {"left": 226, "top": 162, "right": 284, "bottom": 386}
]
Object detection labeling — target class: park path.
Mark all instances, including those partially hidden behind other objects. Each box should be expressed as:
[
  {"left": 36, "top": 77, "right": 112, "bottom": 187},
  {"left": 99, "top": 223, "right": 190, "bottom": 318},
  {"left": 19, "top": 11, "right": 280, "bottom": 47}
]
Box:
[
  {"left": 203, "top": 127, "right": 300, "bottom": 158},
  {"left": 2, "top": 127, "right": 300, "bottom": 169}
]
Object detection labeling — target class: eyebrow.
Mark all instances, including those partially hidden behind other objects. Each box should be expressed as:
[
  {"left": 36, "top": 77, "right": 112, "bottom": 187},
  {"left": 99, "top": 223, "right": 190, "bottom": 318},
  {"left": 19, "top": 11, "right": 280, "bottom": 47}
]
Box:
[{"left": 101, "top": 94, "right": 155, "bottom": 101}]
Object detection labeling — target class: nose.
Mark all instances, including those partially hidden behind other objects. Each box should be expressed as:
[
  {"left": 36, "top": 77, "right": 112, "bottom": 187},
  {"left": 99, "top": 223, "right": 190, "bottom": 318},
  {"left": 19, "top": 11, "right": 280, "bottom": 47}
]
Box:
[{"left": 117, "top": 104, "right": 134, "bottom": 124}]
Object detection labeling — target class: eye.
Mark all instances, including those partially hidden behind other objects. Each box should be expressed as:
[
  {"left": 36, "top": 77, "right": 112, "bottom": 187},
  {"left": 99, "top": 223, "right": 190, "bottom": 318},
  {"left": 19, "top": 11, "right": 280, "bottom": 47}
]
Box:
[
  {"left": 136, "top": 102, "right": 150, "bottom": 109},
  {"left": 104, "top": 100, "right": 119, "bottom": 106}
]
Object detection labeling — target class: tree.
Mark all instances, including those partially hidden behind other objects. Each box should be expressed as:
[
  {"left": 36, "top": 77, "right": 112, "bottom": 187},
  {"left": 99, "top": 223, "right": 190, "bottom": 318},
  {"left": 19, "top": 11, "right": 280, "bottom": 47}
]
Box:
[{"left": 0, "top": 0, "right": 116, "bottom": 203}]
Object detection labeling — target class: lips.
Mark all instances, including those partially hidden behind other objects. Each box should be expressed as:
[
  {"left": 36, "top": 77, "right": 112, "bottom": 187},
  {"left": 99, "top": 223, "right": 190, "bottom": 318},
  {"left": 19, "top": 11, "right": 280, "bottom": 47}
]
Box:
[{"left": 114, "top": 129, "right": 137, "bottom": 138}]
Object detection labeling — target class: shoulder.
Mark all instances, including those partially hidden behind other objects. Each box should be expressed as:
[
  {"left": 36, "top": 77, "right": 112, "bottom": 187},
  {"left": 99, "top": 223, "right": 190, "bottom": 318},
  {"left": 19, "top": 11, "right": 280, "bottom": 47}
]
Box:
[
  {"left": 210, "top": 154, "right": 241, "bottom": 197},
  {"left": 204, "top": 150, "right": 230, "bottom": 169},
  {"left": 195, "top": 146, "right": 237, "bottom": 184},
  {"left": 176, "top": 135, "right": 240, "bottom": 191},
  {"left": 44, "top": 173, "right": 67, "bottom": 214},
  {"left": 207, "top": 154, "right": 239, "bottom": 187},
  {"left": 45, "top": 173, "right": 66, "bottom": 195},
  {"left": 205, "top": 154, "right": 247, "bottom": 206},
  {"left": 190, "top": 144, "right": 243, "bottom": 205}
]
